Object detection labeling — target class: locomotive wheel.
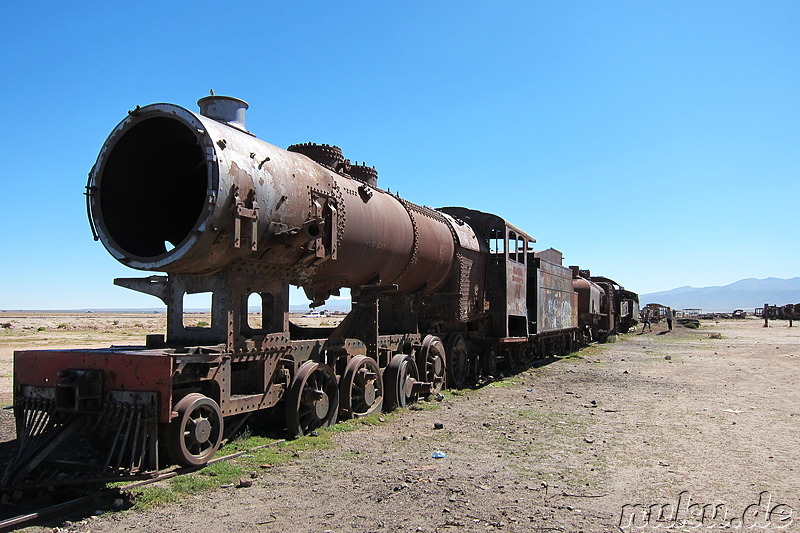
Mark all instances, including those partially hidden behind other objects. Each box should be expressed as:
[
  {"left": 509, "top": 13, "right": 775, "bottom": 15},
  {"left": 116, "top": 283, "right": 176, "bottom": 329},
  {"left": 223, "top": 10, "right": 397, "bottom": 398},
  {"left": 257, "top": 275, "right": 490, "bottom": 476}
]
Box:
[
  {"left": 468, "top": 348, "right": 483, "bottom": 383},
  {"left": 339, "top": 356, "right": 383, "bottom": 419},
  {"left": 482, "top": 347, "right": 498, "bottom": 378},
  {"left": 524, "top": 345, "right": 537, "bottom": 364},
  {"left": 445, "top": 334, "right": 468, "bottom": 389},
  {"left": 384, "top": 354, "right": 420, "bottom": 410},
  {"left": 286, "top": 361, "right": 339, "bottom": 438},
  {"left": 417, "top": 335, "right": 446, "bottom": 395},
  {"left": 510, "top": 346, "right": 526, "bottom": 370},
  {"left": 166, "top": 393, "right": 224, "bottom": 466}
]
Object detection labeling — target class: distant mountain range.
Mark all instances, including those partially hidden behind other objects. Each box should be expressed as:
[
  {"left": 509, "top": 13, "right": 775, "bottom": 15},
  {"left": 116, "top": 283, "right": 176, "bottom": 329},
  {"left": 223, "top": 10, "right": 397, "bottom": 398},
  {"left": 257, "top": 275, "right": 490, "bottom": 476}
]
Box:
[
  {"left": 640, "top": 277, "right": 800, "bottom": 312},
  {"left": 8, "top": 279, "right": 797, "bottom": 315}
]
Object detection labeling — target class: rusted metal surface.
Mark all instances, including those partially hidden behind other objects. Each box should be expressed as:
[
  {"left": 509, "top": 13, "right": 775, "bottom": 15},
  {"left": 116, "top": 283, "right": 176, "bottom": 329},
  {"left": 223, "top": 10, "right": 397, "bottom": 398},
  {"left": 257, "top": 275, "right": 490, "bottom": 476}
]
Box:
[
  {"left": 87, "top": 100, "right": 456, "bottom": 308},
  {"left": 570, "top": 269, "right": 603, "bottom": 341},
  {"left": 8, "top": 351, "right": 164, "bottom": 486},
  {"left": 14, "top": 349, "right": 173, "bottom": 422},
  {"left": 570, "top": 269, "right": 640, "bottom": 339},
  {"left": 437, "top": 207, "right": 537, "bottom": 339},
  {"left": 6, "top": 95, "right": 642, "bottom": 490},
  {"left": 531, "top": 254, "right": 578, "bottom": 335},
  {"left": 591, "top": 279, "right": 616, "bottom": 340},
  {"left": 591, "top": 276, "right": 640, "bottom": 334},
  {"left": 760, "top": 303, "right": 800, "bottom": 325},
  {"left": 571, "top": 274, "right": 602, "bottom": 316},
  {"left": 643, "top": 303, "right": 668, "bottom": 322}
]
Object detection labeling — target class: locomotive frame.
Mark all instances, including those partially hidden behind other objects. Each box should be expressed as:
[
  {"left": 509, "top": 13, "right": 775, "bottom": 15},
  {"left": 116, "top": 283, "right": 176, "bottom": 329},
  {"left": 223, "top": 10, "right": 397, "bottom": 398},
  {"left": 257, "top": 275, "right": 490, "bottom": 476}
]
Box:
[{"left": 4, "top": 96, "right": 638, "bottom": 487}]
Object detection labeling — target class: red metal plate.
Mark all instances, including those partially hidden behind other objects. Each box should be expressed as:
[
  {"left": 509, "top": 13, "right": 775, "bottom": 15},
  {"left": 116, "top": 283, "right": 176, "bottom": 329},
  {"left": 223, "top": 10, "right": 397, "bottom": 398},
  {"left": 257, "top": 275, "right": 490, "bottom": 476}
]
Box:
[{"left": 14, "top": 348, "right": 173, "bottom": 422}]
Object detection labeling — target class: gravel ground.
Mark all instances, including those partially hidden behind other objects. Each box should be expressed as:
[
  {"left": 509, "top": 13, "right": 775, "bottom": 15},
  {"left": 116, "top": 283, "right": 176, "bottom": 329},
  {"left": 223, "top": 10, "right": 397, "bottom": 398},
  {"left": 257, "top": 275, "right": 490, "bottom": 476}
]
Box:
[{"left": 5, "top": 317, "right": 800, "bottom": 532}]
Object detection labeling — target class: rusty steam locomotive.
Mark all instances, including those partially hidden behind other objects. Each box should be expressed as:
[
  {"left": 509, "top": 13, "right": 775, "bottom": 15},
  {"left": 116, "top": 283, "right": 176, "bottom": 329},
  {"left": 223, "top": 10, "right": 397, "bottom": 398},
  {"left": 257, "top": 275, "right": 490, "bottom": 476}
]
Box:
[{"left": 5, "top": 96, "right": 638, "bottom": 486}]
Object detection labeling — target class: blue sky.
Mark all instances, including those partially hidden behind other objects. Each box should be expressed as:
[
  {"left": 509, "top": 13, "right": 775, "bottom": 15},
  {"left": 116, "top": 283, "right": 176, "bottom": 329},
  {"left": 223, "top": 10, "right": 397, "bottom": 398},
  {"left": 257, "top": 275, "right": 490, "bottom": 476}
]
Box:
[{"left": 1, "top": 1, "right": 798, "bottom": 309}]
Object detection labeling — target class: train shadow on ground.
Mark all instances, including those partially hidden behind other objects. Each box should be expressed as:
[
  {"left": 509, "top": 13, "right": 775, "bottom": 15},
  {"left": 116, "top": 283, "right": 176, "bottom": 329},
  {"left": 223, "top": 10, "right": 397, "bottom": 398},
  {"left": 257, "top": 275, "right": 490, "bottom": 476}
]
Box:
[
  {"left": 0, "top": 352, "right": 571, "bottom": 529},
  {"left": 530, "top": 355, "right": 561, "bottom": 369}
]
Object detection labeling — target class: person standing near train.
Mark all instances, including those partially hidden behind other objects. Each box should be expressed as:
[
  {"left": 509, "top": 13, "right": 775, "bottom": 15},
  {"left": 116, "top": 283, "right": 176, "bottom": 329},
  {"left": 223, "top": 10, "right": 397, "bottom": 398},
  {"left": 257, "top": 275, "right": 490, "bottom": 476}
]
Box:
[
  {"left": 641, "top": 309, "right": 652, "bottom": 332},
  {"left": 666, "top": 307, "right": 674, "bottom": 332}
]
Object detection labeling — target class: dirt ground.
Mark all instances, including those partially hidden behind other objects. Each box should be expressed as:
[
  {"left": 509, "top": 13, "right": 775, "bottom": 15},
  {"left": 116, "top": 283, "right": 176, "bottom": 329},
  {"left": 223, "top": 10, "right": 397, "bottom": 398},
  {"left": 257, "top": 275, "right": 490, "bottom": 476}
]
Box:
[
  {"left": 0, "top": 312, "right": 168, "bottom": 412},
  {"left": 4, "top": 316, "right": 800, "bottom": 532}
]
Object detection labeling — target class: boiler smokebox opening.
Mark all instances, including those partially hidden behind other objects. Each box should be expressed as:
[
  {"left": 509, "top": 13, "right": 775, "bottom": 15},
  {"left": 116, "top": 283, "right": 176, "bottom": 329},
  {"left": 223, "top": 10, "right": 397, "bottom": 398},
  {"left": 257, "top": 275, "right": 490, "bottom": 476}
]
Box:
[{"left": 98, "top": 117, "right": 207, "bottom": 259}]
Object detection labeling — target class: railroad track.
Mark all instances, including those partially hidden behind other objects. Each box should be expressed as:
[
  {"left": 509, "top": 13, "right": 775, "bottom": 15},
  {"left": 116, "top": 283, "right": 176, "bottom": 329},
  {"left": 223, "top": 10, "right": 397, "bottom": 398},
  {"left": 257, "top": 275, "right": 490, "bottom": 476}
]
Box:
[{"left": 0, "top": 437, "right": 285, "bottom": 532}]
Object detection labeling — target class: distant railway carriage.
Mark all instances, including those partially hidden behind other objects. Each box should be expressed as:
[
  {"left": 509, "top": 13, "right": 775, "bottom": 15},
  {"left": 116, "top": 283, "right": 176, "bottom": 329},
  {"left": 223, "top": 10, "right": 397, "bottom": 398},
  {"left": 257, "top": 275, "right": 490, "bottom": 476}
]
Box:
[{"left": 571, "top": 269, "right": 639, "bottom": 341}]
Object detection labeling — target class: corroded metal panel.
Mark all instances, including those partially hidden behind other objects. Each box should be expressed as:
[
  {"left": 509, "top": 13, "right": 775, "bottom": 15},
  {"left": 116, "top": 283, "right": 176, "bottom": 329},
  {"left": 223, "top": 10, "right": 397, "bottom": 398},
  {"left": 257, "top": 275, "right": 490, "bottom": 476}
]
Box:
[
  {"left": 535, "top": 260, "right": 578, "bottom": 334},
  {"left": 440, "top": 212, "right": 482, "bottom": 252},
  {"left": 87, "top": 102, "right": 458, "bottom": 306},
  {"left": 573, "top": 276, "right": 602, "bottom": 315},
  {"left": 506, "top": 260, "right": 527, "bottom": 317},
  {"left": 457, "top": 249, "right": 486, "bottom": 321},
  {"left": 14, "top": 349, "right": 173, "bottom": 422}
]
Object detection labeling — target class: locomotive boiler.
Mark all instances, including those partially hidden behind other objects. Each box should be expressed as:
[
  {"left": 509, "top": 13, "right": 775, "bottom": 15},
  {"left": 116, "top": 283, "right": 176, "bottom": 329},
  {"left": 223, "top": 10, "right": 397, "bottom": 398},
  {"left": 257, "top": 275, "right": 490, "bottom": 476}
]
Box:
[{"left": 5, "top": 95, "right": 631, "bottom": 487}]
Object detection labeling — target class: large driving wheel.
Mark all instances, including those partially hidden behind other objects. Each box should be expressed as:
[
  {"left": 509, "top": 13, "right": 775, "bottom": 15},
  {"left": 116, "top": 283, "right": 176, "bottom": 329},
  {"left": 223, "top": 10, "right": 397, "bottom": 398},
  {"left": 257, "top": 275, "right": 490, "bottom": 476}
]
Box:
[
  {"left": 286, "top": 361, "right": 339, "bottom": 438},
  {"left": 384, "top": 354, "right": 419, "bottom": 410},
  {"left": 339, "top": 356, "right": 383, "bottom": 419},
  {"left": 417, "top": 335, "right": 446, "bottom": 395},
  {"left": 445, "top": 334, "right": 468, "bottom": 389},
  {"left": 166, "top": 393, "right": 224, "bottom": 466},
  {"left": 482, "top": 346, "right": 498, "bottom": 378}
]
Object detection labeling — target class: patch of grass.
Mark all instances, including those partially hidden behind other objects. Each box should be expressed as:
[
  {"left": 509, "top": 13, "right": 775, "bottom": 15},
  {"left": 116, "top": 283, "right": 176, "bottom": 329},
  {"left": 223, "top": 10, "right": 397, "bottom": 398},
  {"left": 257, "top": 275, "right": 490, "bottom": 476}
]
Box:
[
  {"left": 221, "top": 434, "right": 282, "bottom": 454},
  {"left": 36, "top": 326, "right": 45, "bottom": 332},
  {"left": 196, "top": 321, "right": 209, "bottom": 327},
  {"left": 437, "top": 390, "right": 460, "bottom": 400},
  {"left": 415, "top": 399, "right": 443, "bottom": 411},
  {"left": 56, "top": 323, "right": 68, "bottom": 329},
  {"left": 327, "top": 416, "right": 379, "bottom": 433},
  {"left": 491, "top": 374, "right": 526, "bottom": 388},
  {"left": 164, "top": 460, "right": 245, "bottom": 495},
  {"left": 170, "top": 473, "right": 217, "bottom": 494},
  {"left": 131, "top": 486, "right": 177, "bottom": 510},
  {"left": 248, "top": 446, "right": 291, "bottom": 466},
  {"left": 356, "top": 411, "right": 395, "bottom": 426},
  {"left": 281, "top": 432, "right": 335, "bottom": 453},
  {"left": 707, "top": 332, "right": 723, "bottom": 339},
  {"left": 200, "top": 460, "right": 244, "bottom": 481},
  {"left": 215, "top": 433, "right": 293, "bottom": 466}
]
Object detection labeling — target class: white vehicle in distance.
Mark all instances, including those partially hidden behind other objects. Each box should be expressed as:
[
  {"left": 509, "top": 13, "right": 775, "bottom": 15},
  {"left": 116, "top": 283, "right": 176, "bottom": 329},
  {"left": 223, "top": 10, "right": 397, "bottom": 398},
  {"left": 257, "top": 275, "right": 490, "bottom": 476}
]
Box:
[{"left": 301, "top": 310, "right": 328, "bottom": 318}]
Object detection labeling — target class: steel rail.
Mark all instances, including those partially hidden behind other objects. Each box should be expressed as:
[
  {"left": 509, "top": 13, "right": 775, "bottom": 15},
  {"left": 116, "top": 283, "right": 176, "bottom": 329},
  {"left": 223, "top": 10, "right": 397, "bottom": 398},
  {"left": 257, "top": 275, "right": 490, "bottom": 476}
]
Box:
[{"left": 0, "top": 438, "right": 285, "bottom": 532}]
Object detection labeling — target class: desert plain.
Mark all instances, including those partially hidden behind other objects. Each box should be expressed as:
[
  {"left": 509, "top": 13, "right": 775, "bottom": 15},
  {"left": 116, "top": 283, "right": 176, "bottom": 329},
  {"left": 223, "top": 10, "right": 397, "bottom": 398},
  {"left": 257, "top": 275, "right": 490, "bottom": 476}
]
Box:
[{"left": 1, "top": 312, "right": 799, "bottom": 532}]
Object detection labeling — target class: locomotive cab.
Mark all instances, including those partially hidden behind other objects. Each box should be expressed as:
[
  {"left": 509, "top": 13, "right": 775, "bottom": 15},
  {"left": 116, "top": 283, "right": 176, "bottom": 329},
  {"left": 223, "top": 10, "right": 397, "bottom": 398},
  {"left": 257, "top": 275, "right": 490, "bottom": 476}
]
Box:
[{"left": 438, "top": 209, "right": 533, "bottom": 339}]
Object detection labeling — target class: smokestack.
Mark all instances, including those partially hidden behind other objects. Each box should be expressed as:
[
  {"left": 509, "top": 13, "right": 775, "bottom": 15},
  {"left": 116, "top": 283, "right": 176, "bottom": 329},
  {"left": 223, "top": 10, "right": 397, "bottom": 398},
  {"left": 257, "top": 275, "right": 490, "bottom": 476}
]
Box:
[{"left": 197, "top": 95, "right": 249, "bottom": 133}]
